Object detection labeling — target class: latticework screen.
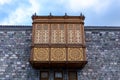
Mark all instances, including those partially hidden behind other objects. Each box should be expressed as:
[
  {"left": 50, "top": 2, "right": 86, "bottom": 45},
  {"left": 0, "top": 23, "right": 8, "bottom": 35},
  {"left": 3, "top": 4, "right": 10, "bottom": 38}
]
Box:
[
  {"left": 34, "top": 24, "right": 82, "bottom": 44},
  {"left": 67, "top": 24, "right": 82, "bottom": 44},
  {"left": 34, "top": 24, "right": 49, "bottom": 44},
  {"left": 51, "top": 24, "right": 66, "bottom": 44}
]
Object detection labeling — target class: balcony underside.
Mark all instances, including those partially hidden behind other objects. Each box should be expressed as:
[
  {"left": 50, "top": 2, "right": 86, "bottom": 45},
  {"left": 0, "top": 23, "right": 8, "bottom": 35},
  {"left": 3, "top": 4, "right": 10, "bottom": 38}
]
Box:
[{"left": 30, "top": 61, "right": 87, "bottom": 69}]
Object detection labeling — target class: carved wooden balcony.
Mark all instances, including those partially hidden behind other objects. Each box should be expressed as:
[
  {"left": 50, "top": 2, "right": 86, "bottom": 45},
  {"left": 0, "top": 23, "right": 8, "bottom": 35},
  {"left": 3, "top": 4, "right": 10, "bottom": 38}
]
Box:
[{"left": 30, "top": 14, "right": 87, "bottom": 69}]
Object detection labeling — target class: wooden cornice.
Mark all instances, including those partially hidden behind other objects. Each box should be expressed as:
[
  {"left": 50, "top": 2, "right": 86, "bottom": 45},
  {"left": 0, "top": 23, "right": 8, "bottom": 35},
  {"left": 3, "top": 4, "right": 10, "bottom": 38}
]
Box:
[
  {"left": 32, "top": 14, "right": 85, "bottom": 24},
  {"left": 32, "top": 14, "right": 85, "bottom": 20}
]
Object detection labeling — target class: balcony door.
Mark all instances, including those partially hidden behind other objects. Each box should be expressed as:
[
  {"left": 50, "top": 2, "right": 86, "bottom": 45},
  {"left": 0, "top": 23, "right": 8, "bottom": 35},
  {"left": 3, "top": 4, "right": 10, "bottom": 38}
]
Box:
[
  {"left": 68, "top": 71, "right": 78, "bottom": 80},
  {"left": 54, "top": 71, "right": 63, "bottom": 80}
]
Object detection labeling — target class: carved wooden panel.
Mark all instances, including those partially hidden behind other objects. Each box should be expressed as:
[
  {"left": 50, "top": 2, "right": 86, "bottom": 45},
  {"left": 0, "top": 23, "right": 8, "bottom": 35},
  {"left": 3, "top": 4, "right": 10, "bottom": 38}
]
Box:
[
  {"left": 33, "top": 48, "right": 49, "bottom": 61},
  {"left": 68, "top": 48, "right": 83, "bottom": 61},
  {"left": 51, "top": 24, "right": 66, "bottom": 44},
  {"left": 34, "top": 24, "right": 49, "bottom": 44},
  {"left": 67, "top": 24, "right": 82, "bottom": 44},
  {"left": 51, "top": 48, "right": 66, "bottom": 61}
]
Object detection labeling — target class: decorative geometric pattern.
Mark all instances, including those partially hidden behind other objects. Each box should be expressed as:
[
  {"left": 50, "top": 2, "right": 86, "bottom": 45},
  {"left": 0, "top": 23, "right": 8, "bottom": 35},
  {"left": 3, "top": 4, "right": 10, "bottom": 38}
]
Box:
[
  {"left": 75, "top": 24, "right": 82, "bottom": 43},
  {"left": 34, "top": 24, "right": 82, "bottom": 44},
  {"left": 67, "top": 24, "right": 74, "bottom": 43},
  {"left": 34, "top": 24, "right": 49, "bottom": 44},
  {"left": 67, "top": 24, "right": 82, "bottom": 44},
  {"left": 51, "top": 48, "right": 66, "bottom": 61},
  {"left": 33, "top": 48, "right": 49, "bottom": 61},
  {"left": 51, "top": 24, "right": 66, "bottom": 44},
  {"left": 68, "top": 48, "right": 83, "bottom": 61}
]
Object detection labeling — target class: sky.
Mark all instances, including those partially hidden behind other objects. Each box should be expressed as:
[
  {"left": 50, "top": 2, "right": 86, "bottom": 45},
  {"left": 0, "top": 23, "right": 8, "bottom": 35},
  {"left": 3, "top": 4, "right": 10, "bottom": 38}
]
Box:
[{"left": 0, "top": 0, "right": 120, "bottom": 26}]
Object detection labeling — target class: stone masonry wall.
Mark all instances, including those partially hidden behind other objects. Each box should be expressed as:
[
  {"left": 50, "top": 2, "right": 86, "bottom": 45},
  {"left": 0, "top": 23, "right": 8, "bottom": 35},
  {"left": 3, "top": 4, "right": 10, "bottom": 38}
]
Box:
[
  {"left": 78, "top": 27, "right": 120, "bottom": 80},
  {"left": 0, "top": 26, "right": 39, "bottom": 80},
  {"left": 0, "top": 26, "right": 120, "bottom": 80}
]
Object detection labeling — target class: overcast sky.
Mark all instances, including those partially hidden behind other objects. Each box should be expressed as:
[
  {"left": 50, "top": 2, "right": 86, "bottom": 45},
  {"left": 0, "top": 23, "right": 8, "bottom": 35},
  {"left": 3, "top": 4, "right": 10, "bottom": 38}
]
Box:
[{"left": 0, "top": 0, "right": 120, "bottom": 26}]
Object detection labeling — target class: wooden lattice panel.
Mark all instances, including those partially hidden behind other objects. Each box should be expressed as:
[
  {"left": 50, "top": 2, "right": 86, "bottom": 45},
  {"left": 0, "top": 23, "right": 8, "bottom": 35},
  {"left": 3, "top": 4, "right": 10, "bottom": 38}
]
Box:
[
  {"left": 34, "top": 24, "right": 49, "bottom": 44},
  {"left": 75, "top": 24, "right": 82, "bottom": 43},
  {"left": 68, "top": 48, "right": 83, "bottom": 61},
  {"left": 51, "top": 24, "right": 66, "bottom": 44},
  {"left": 67, "top": 24, "right": 82, "bottom": 44},
  {"left": 33, "top": 48, "right": 49, "bottom": 61},
  {"left": 51, "top": 48, "right": 66, "bottom": 61}
]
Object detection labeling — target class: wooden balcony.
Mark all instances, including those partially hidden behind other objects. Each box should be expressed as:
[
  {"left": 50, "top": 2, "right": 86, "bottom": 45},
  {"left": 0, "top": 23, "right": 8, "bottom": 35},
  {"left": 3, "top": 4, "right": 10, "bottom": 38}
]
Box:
[{"left": 30, "top": 14, "right": 87, "bottom": 69}]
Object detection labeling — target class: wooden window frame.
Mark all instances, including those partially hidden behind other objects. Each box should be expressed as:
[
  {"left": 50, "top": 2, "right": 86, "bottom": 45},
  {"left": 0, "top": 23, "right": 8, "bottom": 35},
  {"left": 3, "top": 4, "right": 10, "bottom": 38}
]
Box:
[
  {"left": 54, "top": 71, "right": 63, "bottom": 80},
  {"left": 40, "top": 71, "right": 49, "bottom": 80},
  {"left": 68, "top": 71, "right": 78, "bottom": 80}
]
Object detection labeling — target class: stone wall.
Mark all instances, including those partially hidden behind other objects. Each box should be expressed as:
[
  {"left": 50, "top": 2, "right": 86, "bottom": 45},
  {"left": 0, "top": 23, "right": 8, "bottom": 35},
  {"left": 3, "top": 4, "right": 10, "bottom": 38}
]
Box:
[
  {"left": 79, "top": 27, "right": 120, "bottom": 80},
  {"left": 0, "top": 26, "right": 120, "bottom": 80},
  {"left": 0, "top": 26, "right": 39, "bottom": 80}
]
